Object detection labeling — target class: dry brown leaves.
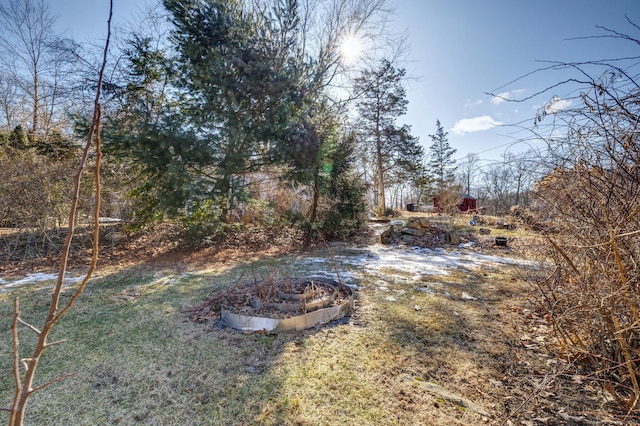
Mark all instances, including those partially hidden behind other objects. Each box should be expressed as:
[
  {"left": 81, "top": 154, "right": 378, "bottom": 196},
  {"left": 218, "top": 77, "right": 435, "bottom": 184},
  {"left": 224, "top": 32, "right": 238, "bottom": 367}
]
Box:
[{"left": 188, "top": 277, "right": 352, "bottom": 322}]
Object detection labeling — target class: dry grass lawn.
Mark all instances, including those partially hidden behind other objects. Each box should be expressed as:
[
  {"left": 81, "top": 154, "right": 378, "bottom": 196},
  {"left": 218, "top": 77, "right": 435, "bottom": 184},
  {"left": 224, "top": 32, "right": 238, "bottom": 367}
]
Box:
[{"left": 0, "top": 231, "right": 618, "bottom": 425}]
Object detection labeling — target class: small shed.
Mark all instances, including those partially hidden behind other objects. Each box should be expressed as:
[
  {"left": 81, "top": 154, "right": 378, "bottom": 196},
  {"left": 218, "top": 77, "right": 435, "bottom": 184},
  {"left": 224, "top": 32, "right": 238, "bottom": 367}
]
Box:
[
  {"left": 433, "top": 195, "right": 478, "bottom": 213},
  {"left": 459, "top": 195, "right": 477, "bottom": 213}
]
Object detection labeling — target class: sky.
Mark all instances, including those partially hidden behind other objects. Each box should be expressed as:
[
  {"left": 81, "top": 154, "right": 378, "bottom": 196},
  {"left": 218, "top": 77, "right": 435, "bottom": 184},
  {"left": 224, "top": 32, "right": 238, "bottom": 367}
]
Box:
[
  {"left": 52, "top": 0, "right": 640, "bottom": 165},
  {"left": 393, "top": 0, "right": 640, "bottom": 166}
]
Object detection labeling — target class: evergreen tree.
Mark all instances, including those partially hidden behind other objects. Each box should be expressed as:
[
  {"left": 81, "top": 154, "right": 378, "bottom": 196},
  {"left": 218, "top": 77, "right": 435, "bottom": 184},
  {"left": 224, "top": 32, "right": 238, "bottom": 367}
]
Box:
[
  {"left": 8, "top": 124, "right": 27, "bottom": 149},
  {"left": 34, "top": 129, "right": 77, "bottom": 160},
  {"left": 102, "top": 33, "right": 198, "bottom": 224},
  {"left": 104, "top": 0, "right": 387, "bottom": 238},
  {"left": 162, "top": 0, "right": 307, "bottom": 221},
  {"left": 282, "top": 102, "right": 366, "bottom": 245},
  {"left": 428, "top": 119, "right": 457, "bottom": 191},
  {"left": 354, "top": 59, "right": 420, "bottom": 214}
]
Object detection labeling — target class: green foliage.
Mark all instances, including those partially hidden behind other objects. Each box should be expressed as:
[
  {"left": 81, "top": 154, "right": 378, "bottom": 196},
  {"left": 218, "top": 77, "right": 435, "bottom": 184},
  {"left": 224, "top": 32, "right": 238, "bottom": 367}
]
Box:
[
  {"left": 354, "top": 59, "right": 421, "bottom": 212},
  {"left": 182, "top": 199, "right": 230, "bottom": 244},
  {"left": 8, "top": 125, "right": 27, "bottom": 149},
  {"left": 103, "top": 31, "right": 215, "bottom": 225},
  {"left": 428, "top": 119, "right": 457, "bottom": 191},
  {"left": 103, "top": 0, "right": 310, "bottom": 229},
  {"left": 0, "top": 130, "right": 8, "bottom": 148},
  {"left": 34, "top": 129, "right": 78, "bottom": 160},
  {"left": 101, "top": 0, "right": 370, "bottom": 244},
  {"left": 310, "top": 131, "right": 366, "bottom": 241}
]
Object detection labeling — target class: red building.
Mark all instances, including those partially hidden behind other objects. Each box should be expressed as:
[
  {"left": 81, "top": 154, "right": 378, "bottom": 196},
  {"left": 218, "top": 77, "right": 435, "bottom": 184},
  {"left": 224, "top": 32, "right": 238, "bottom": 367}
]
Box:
[{"left": 433, "top": 195, "right": 477, "bottom": 213}]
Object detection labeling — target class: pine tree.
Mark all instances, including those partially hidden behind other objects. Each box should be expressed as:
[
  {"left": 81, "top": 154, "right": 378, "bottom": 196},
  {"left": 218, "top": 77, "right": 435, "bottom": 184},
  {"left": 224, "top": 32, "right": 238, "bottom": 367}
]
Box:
[
  {"left": 8, "top": 124, "right": 27, "bottom": 149},
  {"left": 354, "top": 59, "right": 420, "bottom": 214},
  {"left": 428, "top": 119, "right": 457, "bottom": 191}
]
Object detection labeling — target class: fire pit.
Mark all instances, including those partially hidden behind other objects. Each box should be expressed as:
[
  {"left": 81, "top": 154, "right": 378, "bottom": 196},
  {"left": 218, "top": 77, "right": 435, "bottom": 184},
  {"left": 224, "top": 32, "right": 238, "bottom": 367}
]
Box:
[{"left": 190, "top": 277, "right": 354, "bottom": 333}]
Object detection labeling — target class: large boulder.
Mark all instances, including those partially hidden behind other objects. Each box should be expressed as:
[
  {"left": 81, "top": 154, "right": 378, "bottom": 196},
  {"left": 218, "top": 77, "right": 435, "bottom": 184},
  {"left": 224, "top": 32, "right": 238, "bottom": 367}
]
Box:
[
  {"left": 402, "top": 227, "right": 426, "bottom": 237},
  {"left": 381, "top": 225, "right": 401, "bottom": 245},
  {"left": 402, "top": 234, "right": 418, "bottom": 244},
  {"left": 406, "top": 216, "right": 430, "bottom": 229}
]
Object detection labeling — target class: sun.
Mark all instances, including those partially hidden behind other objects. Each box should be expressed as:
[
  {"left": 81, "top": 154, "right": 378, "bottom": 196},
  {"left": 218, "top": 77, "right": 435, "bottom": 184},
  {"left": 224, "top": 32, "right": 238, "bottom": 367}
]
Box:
[{"left": 339, "top": 32, "right": 365, "bottom": 63}]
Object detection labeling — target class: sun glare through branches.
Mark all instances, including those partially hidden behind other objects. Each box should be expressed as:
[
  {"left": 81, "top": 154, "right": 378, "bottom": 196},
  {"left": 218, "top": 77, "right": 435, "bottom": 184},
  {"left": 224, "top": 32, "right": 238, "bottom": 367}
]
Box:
[{"left": 339, "top": 32, "right": 365, "bottom": 64}]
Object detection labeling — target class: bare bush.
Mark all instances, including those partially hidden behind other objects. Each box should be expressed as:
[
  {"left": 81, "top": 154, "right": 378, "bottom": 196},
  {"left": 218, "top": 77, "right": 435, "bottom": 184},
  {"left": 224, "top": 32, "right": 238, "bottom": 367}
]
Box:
[{"left": 529, "top": 23, "right": 640, "bottom": 415}]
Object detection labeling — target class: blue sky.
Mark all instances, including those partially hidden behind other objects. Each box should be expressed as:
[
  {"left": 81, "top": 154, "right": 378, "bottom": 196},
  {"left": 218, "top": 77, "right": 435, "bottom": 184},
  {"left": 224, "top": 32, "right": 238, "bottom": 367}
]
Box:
[
  {"left": 395, "top": 0, "right": 640, "bottom": 164},
  {"left": 54, "top": 0, "right": 640, "bottom": 164}
]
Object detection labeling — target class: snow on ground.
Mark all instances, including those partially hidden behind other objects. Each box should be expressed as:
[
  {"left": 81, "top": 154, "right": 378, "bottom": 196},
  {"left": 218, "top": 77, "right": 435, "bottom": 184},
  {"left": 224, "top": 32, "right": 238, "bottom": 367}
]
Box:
[
  {"left": 0, "top": 241, "right": 534, "bottom": 294},
  {"left": 300, "top": 243, "right": 534, "bottom": 289},
  {"left": 0, "top": 273, "right": 85, "bottom": 293}
]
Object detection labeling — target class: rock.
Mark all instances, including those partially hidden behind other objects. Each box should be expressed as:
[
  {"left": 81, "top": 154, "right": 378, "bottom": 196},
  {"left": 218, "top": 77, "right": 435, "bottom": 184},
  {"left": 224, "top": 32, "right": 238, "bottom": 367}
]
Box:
[
  {"left": 479, "top": 228, "right": 491, "bottom": 235},
  {"left": 380, "top": 226, "right": 394, "bottom": 244},
  {"left": 401, "top": 234, "right": 418, "bottom": 244},
  {"left": 410, "top": 379, "right": 492, "bottom": 417},
  {"left": 381, "top": 226, "right": 401, "bottom": 244},
  {"left": 401, "top": 227, "right": 426, "bottom": 237},
  {"left": 445, "top": 230, "right": 460, "bottom": 244},
  {"left": 406, "top": 217, "right": 430, "bottom": 229}
]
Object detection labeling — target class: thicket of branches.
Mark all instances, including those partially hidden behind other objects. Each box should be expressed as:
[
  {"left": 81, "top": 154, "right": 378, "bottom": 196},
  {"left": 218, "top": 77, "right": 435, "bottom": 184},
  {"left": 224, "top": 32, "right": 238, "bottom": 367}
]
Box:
[{"left": 526, "top": 21, "right": 640, "bottom": 417}]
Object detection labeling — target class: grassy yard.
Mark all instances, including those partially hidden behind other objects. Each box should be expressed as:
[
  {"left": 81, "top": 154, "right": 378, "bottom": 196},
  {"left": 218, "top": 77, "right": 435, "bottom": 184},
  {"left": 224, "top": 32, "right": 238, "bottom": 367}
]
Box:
[{"left": 0, "top": 240, "right": 609, "bottom": 425}]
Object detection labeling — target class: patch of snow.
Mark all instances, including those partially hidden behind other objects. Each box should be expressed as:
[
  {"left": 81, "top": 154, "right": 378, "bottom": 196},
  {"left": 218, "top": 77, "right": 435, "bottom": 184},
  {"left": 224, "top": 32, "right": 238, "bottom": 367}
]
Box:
[
  {"left": 308, "top": 270, "right": 355, "bottom": 284},
  {"left": 353, "top": 244, "right": 534, "bottom": 284},
  {"left": 385, "top": 296, "right": 397, "bottom": 302},
  {"left": 461, "top": 292, "right": 478, "bottom": 301},
  {"left": 0, "top": 273, "right": 85, "bottom": 292},
  {"left": 98, "top": 217, "right": 122, "bottom": 223}
]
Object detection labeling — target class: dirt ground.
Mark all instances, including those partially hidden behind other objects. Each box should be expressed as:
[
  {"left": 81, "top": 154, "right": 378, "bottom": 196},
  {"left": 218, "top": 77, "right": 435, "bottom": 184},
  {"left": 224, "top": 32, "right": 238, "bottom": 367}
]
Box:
[{"left": 0, "top": 220, "right": 632, "bottom": 424}]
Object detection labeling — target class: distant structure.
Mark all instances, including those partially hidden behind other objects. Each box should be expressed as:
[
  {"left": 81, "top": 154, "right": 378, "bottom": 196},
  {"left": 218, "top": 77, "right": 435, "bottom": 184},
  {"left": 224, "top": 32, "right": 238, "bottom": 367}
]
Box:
[
  {"left": 433, "top": 194, "right": 478, "bottom": 213},
  {"left": 458, "top": 195, "right": 477, "bottom": 213}
]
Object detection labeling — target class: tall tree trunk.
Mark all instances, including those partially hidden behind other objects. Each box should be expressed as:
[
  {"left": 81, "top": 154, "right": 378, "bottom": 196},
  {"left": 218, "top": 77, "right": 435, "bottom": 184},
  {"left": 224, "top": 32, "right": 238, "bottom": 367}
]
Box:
[
  {"left": 31, "top": 70, "right": 39, "bottom": 144},
  {"left": 304, "top": 171, "right": 320, "bottom": 248},
  {"left": 375, "top": 117, "right": 385, "bottom": 214}
]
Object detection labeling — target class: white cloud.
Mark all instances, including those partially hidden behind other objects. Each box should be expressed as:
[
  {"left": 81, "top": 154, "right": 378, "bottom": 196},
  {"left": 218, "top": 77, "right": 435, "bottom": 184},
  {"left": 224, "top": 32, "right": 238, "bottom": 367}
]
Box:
[
  {"left": 491, "top": 92, "right": 510, "bottom": 104},
  {"left": 464, "top": 99, "right": 483, "bottom": 108},
  {"left": 451, "top": 116, "right": 502, "bottom": 135},
  {"left": 544, "top": 96, "right": 572, "bottom": 114}
]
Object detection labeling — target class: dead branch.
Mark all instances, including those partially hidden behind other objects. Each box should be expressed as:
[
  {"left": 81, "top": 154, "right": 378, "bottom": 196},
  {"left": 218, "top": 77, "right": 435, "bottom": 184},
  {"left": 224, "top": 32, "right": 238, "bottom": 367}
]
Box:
[
  {"left": 16, "top": 319, "right": 41, "bottom": 335},
  {"left": 11, "top": 299, "right": 21, "bottom": 406},
  {"left": 30, "top": 372, "right": 77, "bottom": 394},
  {"left": 7, "top": 2, "right": 112, "bottom": 425}
]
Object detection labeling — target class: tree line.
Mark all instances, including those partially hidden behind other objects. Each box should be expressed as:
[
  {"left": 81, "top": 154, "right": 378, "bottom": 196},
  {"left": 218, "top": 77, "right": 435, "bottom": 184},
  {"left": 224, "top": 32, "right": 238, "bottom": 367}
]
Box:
[
  {"left": 0, "top": 0, "right": 485, "bottom": 246},
  {"left": 1, "top": 0, "right": 611, "bottom": 248}
]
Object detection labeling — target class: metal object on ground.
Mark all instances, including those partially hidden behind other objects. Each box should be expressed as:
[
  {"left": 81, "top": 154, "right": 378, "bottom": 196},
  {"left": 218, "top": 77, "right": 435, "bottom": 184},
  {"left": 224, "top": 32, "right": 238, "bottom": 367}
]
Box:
[
  {"left": 221, "top": 278, "right": 354, "bottom": 333},
  {"left": 495, "top": 236, "right": 508, "bottom": 246}
]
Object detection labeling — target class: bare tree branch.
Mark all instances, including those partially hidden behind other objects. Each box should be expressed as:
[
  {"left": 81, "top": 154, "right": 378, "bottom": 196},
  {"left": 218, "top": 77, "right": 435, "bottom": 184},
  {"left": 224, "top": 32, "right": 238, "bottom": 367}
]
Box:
[
  {"left": 7, "top": 2, "right": 112, "bottom": 424},
  {"left": 17, "top": 318, "right": 41, "bottom": 335}
]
